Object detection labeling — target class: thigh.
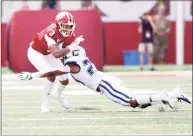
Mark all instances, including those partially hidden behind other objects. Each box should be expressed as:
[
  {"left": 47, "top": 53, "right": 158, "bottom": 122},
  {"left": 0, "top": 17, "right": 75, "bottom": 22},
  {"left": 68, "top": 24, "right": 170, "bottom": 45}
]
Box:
[
  {"left": 147, "top": 43, "right": 154, "bottom": 53},
  {"left": 46, "top": 56, "right": 69, "bottom": 81},
  {"left": 27, "top": 46, "right": 51, "bottom": 71},
  {"left": 138, "top": 43, "right": 146, "bottom": 53},
  {"left": 99, "top": 79, "right": 136, "bottom": 106}
]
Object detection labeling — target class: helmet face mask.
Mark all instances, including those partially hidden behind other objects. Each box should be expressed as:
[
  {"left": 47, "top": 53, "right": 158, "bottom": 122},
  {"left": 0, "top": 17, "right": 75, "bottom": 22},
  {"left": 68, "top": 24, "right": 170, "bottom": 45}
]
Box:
[{"left": 55, "top": 12, "right": 76, "bottom": 37}]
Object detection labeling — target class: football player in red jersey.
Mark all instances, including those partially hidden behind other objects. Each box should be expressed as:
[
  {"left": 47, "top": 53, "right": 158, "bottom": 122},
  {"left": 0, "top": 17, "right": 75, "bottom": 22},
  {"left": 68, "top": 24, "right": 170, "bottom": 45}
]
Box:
[{"left": 27, "top": 11, "right": 84, "bottom": 112}]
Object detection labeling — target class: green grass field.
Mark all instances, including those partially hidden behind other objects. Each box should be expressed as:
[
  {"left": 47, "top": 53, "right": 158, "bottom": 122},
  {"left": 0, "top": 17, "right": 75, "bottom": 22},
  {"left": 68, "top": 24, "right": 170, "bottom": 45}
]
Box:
[{"left": 2, "top": 71, "right": 192, "bottom": 135}]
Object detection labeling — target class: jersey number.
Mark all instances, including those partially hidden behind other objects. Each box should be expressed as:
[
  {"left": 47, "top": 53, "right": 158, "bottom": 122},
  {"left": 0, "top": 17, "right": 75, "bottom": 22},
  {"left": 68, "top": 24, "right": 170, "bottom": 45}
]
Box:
[
  {"left": 72, "top": 49, "right": 80, "bottom": 56},
  {"left": 49, "top": 24, "right": 56, "bottom": 36},
  {"left": 83, "top": 59, "right": 95, "bottom": 76},
  {"left": 49, "top": 30, "right": 55, "bottom": 36}
]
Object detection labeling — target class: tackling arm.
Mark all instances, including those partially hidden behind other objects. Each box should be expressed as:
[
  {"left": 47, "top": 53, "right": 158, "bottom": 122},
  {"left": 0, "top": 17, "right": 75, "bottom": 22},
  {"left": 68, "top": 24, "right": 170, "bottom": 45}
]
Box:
[
  {"left": 18, "top": 65, "right": 71, "bottom": 80},
  {"left": 19, "top": 64, "right": 80, "bottom": 80}
]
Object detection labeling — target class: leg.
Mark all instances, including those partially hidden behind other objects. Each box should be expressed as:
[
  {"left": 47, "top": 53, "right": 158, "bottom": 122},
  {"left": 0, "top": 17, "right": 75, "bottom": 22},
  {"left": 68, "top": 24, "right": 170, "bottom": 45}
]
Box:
[
  {"left": 41, "top": 76, "right": 55, "bottom": 112},
  {"left": 152, "top": 35, "right": 160, "bottom": 64},
  {"left": 99, "top": 78, "right": 191, "bottom": 109},
  {"left": 147, "top": 43, "right": 155, "bottom": 71},
  {"left": 99, "top": 80, "right": 134, "bottom": 106},
  {"left": 138, "top": 43, "right": 145, "bottom": 71},
  {"left": 131, "top": 86, "right": 191, "bottom": 109},
  {"left": 140, "top": 53, "right": 145, "bottom": 71},
  {"left": 159, "top": 36, "right": 168, "bottom": 63},
  {"left": 98, "top": 78, "right": 169, "bottom": 108},
  {"left": 27, "top": 46, "right": 56, "bottom": 112},
  {"left": 27, "top": 46, "right": 69, "bottom": 112},
  {"left": 159, "top": 44, "right": 167, "bottom": 63},
  {"left": 52, "top": 74, "right": 70, "bottom": 109}
]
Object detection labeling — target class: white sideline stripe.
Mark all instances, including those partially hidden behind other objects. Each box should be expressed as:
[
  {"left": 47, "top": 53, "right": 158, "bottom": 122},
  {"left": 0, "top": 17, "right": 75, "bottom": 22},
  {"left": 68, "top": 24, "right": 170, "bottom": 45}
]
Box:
[
  {"left": 2, "top": 83, "right": 192, "bottom": 91},
  {"left": 2, "top": 124, "right": 191, "bottom": 129},
  {"left": 2, "top": 71, "right": 192, "bottom": 79},
  {"left": 2, "top": 100, "right": 110, "bottom": 104},
  {"left": 2, "top": 85, "right": 88, "bottom": 90},
  {"left": 3, "top": 81, "right": 192, "bottom": 86},
  {"left": 2, "top": 90, "right": 155, "bottom": 95},
  {"left": 5, "top": 116, "right": 192, "bottom": 121},
  {"left": 3, "top": 109, "right": 192, "bottom": 115}
]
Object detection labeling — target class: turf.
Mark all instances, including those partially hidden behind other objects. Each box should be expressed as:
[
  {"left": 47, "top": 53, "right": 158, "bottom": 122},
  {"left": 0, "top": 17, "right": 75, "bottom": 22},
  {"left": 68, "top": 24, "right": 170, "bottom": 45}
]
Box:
[
  {"left": 1, "top": 64, "right": 192, "bottom": 75},
  {"left": 103, "top": 64, "right": 192, "bottom": 72},
  {"left": 2, "top": 72, "right": 192, "bottom": 135}
]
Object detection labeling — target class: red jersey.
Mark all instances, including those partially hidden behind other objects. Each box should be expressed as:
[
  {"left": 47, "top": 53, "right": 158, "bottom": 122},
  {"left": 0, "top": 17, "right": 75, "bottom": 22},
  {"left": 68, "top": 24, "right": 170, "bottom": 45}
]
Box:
[{"left": 31, "top": 23, "right": 75, "bottom": 55}]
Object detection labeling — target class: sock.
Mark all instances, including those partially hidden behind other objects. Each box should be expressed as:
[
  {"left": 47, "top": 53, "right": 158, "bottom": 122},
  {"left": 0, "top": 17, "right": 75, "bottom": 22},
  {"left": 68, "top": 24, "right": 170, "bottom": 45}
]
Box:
[
  {"left": 42, "top": 80, "right": 54, "bottom": 107},
  {"left": 52, "top": 81, "right": 70, "bottom": 109},
  {"left": 167, "top": 92, "right": 177, "bottom": 99},
  {"left": 135, "top": 95, "right": 151, "bottom": 105},
  {"left": 150, "top": 93, "right": 163, "bottom": 102},
  {"left": 150, "top": 91, "right": 172, "bottom": 103},
  {"left": 52, "top": 81, "right": 67, "bottom": 100}
]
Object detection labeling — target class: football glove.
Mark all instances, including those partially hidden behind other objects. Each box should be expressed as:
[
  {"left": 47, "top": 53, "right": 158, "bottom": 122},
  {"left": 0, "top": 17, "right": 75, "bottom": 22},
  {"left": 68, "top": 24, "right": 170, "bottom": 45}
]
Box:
[{"left": 18, "top": 72, "right": 33, "bottom": 80}]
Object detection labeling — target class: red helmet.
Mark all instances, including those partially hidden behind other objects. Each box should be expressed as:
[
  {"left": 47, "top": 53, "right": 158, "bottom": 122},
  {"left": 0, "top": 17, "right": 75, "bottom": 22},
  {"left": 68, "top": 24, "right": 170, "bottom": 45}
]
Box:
[{"left": 55, "top": 12, "right": 76, "bottom": 37}]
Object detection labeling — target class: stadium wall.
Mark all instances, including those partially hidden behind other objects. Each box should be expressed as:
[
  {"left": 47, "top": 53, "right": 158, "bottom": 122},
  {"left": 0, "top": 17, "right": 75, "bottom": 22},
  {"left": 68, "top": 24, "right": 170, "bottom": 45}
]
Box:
[
  {"left": 104, "top": 21, "right": 192, "bottom": 65},
  {"left": 6, "top": 9, "right": 104, "bottom": 72},
  {"left": 2, "top": 23, "right": 7, "bottom": 67}
]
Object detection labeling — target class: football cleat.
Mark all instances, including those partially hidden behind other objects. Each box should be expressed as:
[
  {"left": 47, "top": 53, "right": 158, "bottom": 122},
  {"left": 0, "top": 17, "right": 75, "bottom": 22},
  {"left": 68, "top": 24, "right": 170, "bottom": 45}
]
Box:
[
  {"left": 51, "top": 91, "right": 71, "bottom": 109},
  {"left": 60, "top": 96, "right": 71, "bottom": 109},
  {"left": 41, "top": 103, "right": 51, "bottom": 112},
  {"left": 172, "top": 86, "right": 192, "bottom": 104}
]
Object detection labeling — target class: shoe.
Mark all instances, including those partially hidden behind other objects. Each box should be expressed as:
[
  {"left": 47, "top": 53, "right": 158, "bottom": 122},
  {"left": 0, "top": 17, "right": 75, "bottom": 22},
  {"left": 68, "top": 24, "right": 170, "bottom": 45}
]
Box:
[
  {"left": 51, "top": 91, "right": 71, "bottom": 109},
  {"left": 41, "top": 103, "right": 51, "bottom": 112},
  {"left": 172, "top": 86, "right": 192, "bottom": 104},
  {"left": 60, "top": 95, "right": 71, "bottom": 109},
  {"left": 149, "top": 67, "right": 155, "bottom": 71}
]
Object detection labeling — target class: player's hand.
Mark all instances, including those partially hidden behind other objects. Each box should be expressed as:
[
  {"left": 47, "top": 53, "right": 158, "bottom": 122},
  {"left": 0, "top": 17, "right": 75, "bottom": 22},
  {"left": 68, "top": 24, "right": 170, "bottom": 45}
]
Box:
[
  {"left": 74, "top": 35, "right": 84, "bottom": 46},
  {"left": 68, "top": 35, "right": 84, "bottom": 51},
  {"left": 18, "top": 72, "right": 33, "bottom": 80}
]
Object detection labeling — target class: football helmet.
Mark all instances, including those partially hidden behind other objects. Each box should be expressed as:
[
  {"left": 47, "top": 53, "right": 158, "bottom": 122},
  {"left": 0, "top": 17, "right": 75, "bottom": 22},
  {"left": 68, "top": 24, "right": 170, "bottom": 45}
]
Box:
[
  {"left": 55, "top": 12, "right": 76, "bottom": 37},
  {"left": 64, "top": 45, "right": 86, "bottom": 61}
]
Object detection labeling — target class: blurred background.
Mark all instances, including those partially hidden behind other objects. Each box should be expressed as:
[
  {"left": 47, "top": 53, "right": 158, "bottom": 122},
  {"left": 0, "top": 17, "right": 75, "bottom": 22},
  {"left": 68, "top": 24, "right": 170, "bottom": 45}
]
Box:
[{"left": 1, "top": 0, "right": 192, "bottom": 72}]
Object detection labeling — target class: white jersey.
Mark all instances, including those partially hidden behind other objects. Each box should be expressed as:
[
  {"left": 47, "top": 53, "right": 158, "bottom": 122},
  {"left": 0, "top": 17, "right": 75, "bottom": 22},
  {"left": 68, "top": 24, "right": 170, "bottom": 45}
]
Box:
[{"left": 64, "top": 56, "right": 103, "bottom": 90}]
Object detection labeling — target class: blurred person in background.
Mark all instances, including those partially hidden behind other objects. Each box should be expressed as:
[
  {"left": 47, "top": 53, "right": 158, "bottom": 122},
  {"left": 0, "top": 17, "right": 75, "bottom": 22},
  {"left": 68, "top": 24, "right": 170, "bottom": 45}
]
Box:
[
  {"left": 41, "top": 0, "right": 60, "bottom": 9},
  {"left": 21, "top": 0, "right": 29, "bottom": 10},
  {"left": 81, "top": 0, "right": 107, "bottom": 16},
  {"left": 138, "top": 12, "right": 156, "bottom": 71},
  {"left": 153, "top": 5, "right": 170, "bottom": 64}
]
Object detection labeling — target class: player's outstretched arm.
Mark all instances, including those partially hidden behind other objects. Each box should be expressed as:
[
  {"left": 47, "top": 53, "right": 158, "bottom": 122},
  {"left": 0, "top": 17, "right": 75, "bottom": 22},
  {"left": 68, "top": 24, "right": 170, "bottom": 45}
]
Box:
[{"left": 18, "top": 65, "right": 71, "bottom": 80}]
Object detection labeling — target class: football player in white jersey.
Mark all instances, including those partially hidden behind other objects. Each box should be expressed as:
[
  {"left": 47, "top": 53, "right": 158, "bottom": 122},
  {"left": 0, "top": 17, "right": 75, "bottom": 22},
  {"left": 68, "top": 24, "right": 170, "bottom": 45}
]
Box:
[{"left": 19, "top": 46, "right": 192, "bottom": 109}]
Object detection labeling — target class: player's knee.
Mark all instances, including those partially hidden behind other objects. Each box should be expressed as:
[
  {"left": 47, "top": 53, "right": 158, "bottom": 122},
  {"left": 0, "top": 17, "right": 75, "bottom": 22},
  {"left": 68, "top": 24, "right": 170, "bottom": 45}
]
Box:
[
  {"left": 47, "top": 76, "right": 56, "bottom": 82},
  {"left": 130, "top": 98, "right": 139, "bottom": 108},
  {"left": 59, "top": 79, "right": 69, "bottom": 85}
]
